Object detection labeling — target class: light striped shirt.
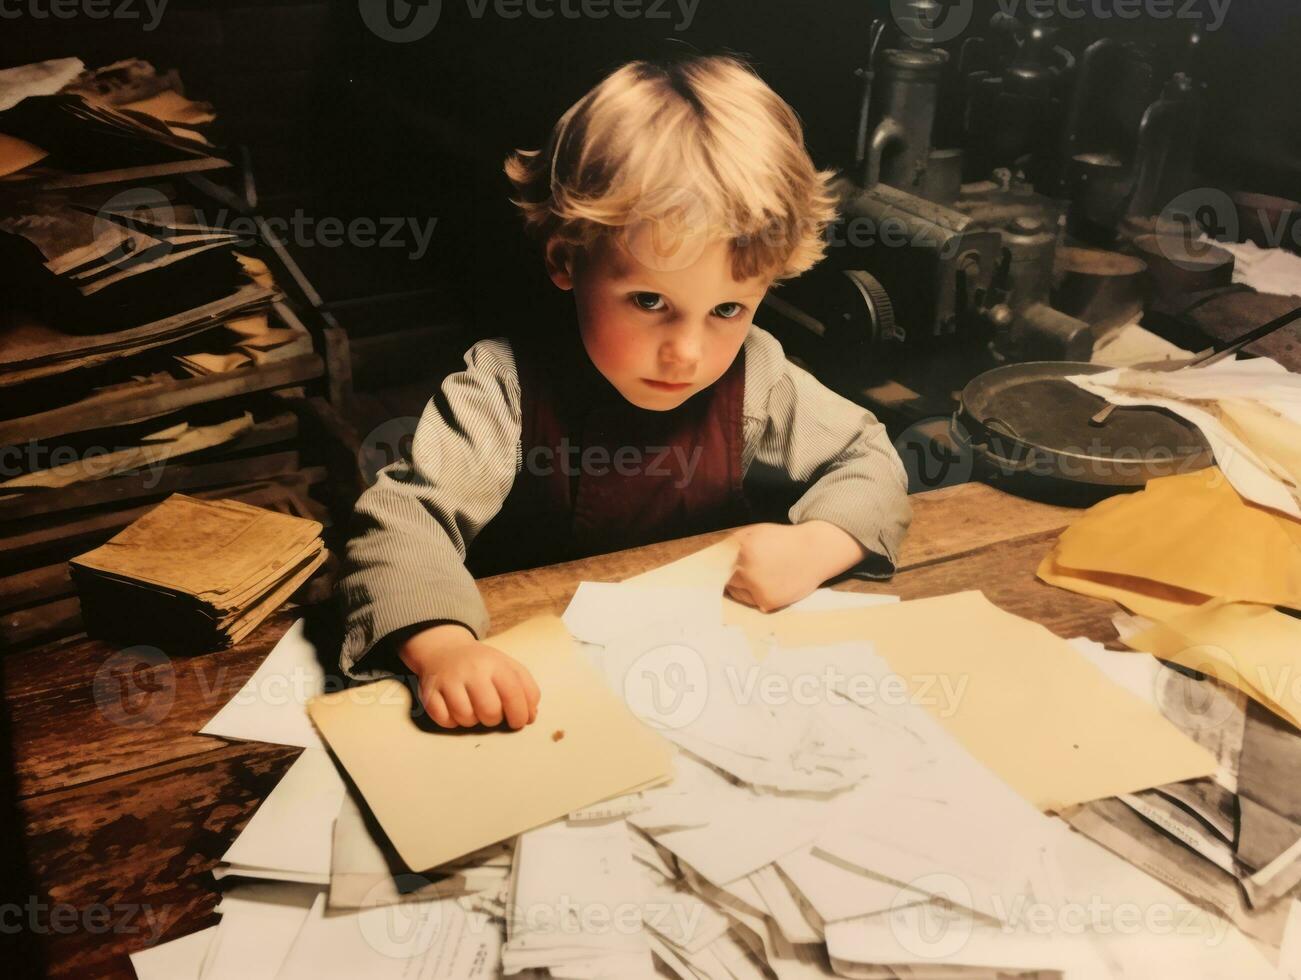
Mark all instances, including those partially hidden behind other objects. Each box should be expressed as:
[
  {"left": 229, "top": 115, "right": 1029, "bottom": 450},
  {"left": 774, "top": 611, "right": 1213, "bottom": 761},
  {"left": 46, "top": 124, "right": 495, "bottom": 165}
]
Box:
[{"left": 337, "top": 324, "right": 911, "bottom": 678}]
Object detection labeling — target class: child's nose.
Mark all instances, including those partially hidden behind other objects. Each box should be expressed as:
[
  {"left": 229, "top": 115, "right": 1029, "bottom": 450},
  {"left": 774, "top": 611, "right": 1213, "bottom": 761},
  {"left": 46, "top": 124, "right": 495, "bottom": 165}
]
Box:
[{"left": 660, "top": 324, "right": 703, "bottom": 369}]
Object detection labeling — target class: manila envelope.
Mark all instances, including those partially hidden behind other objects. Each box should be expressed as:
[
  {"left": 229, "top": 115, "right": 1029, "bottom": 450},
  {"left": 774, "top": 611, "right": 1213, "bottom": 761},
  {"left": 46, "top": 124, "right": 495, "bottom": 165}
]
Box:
[
  {"left": 1042, "top": 467, "right": 1301, "bottom": 613},
  {"left": 307, "top": 615, "right": 673, "bottom": 873}
]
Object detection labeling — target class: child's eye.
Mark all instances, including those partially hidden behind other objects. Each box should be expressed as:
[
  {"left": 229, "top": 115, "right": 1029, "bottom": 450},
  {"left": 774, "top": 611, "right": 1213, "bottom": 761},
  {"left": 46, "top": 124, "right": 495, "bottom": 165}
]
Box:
[
  {"left": 713, "top": 302, "right": 745, "bottom": 320},
  {"left": 631, "top": 292, "right": 665, "bottom": 312}
]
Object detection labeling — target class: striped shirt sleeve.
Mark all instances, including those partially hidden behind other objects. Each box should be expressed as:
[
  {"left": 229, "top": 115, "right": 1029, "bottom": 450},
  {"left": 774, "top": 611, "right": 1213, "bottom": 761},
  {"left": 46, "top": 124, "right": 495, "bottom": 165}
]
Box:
[
  {"left": 335, "top": 339, "right": 522, "bottom": 679},
  {"left": 740, "top": 325, "right": 912, "bottom": 577}
]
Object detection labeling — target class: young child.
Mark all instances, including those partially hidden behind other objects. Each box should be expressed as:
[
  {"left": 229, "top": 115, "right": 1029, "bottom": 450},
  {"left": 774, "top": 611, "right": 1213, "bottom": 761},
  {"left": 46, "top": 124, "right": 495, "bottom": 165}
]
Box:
[{"left": 337, "top": 55, "right": 912, "bottom": 730}]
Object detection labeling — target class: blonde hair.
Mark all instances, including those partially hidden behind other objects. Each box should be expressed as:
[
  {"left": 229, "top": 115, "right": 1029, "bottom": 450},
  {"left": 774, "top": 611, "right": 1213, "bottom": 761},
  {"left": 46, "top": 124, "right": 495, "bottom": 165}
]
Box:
[{"left": 504, "top": 55, "right": 838, "bottom": 283}]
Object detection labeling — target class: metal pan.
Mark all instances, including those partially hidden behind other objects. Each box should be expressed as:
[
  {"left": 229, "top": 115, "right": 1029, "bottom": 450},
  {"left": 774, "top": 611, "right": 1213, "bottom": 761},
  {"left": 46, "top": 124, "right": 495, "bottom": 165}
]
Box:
[{"left": 953, "top": 361, "right": 1213, "bottom": 493}]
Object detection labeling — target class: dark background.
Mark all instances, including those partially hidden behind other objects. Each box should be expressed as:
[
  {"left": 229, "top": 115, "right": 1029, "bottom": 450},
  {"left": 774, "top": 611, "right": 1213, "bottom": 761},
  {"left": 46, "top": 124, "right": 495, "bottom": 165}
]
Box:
[{"left": 2, "top": 0, "right": 1299, "bottom": 383}]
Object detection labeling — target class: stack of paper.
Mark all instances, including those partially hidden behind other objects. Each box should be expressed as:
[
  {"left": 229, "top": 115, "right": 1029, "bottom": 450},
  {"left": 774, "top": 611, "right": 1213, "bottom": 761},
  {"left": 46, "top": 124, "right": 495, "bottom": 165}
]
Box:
[
  {"left": 70, "top": 493, "right": 327, "bottom": 650},
  {"left": 0, "top": 92, "right": 213, "bottom": 171},
  {"left": 136, "top": 543, "right": 1287, "bottom": 979},
  {"left": 174, "top": 312, "right": 313, "bottom": 377},
  {"left": 1067, "top": 356, "right": 1301, "bottom": 518},
  {"left": 547, "top": 576, "right": 1222, "bottom": 978},
  {"left": 1038, "top": 466, "right": 1301, "bottom": 728},
  {"left": 0, "top": 186, "right": 248, "bottom": 331},
  {"left": 1060, "top": 637, "right": 1301, "bottom": 958}
]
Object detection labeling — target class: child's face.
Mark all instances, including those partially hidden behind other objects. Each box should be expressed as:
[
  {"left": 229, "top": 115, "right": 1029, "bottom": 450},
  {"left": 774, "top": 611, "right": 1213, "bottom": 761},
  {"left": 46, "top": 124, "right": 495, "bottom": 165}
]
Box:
[{"left": 548, "top": 232, "right": 773, "bottom": 411}]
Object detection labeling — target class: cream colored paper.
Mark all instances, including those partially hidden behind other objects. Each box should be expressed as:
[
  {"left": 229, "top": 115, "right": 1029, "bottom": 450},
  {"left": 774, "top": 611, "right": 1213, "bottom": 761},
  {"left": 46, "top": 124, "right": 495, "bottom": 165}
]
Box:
[
  {"left": 1126, "top": 598, "right": 1301, "bottom": 730},
  {"left": 306, "top": 615, "right": 673, "bottom": 873},
  {"left": 762, "top": 591, "right": 1216, "bottom": 811},
  {"left": 623, "top": 537, "right": 739, "bottom": 590}
]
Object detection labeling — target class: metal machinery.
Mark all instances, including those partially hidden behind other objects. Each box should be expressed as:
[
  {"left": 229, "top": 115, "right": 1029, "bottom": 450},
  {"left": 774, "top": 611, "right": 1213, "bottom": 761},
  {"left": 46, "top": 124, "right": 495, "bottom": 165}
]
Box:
[{"left": 756, "top": 2, "right": 1208, "bottom": 425}]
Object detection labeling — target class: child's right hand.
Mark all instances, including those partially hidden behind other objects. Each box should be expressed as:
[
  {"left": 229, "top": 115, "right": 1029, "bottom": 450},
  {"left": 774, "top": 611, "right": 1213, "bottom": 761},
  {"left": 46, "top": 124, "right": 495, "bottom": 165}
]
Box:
[{"left": 398, "top": 623, "right": 540, "bottom": 730}]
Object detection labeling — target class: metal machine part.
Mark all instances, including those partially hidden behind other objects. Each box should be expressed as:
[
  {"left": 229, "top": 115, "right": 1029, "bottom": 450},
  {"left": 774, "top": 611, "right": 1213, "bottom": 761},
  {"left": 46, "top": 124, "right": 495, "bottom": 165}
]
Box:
[
  {"left": 959, "top": 22, "right": 1075, "bottom": 186},
  {"left": 761, "top": 269, "right": 898, "bottom": 389},
  {"left": 1131, "top": 233, "right": 1234, "bottom": 310},
  {"left": 954, "top": 361, "right": 1212, "bottom": 496},
  {"left": 859, "top": 45, "right": 951, "bottom": 197},
  {"left": 833, "top": 177, "right": 1002, "bottom": 349},
  {"left": 1059, "top": 35, "right": 1203, "bottom": 243},
  {"left": 1052, "top": 246, "right": 1148, "bottom": 338},
  {"left": 988, "top": 216, "right": 1094, "bottom": 362}
]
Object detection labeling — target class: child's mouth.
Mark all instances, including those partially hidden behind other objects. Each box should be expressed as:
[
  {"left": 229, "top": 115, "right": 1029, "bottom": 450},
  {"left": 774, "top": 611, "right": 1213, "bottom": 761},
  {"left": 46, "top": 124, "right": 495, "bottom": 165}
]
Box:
[{"left": 642, "top": 379, "right": 692, "bottom": 392}]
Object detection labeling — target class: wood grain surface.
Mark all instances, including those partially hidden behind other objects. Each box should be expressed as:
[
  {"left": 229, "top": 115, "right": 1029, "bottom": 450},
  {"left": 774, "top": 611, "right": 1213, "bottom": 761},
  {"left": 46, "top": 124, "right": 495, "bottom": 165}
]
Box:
[{"left": 2, "top": 482, "right": 1113, "bottom": 978}]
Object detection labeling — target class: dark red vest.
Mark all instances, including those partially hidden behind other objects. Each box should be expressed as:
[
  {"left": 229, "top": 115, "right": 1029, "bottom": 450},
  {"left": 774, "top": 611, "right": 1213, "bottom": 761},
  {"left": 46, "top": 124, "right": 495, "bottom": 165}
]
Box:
[{"left": 465, "top": 327, "right": 752, "bottom": 577}]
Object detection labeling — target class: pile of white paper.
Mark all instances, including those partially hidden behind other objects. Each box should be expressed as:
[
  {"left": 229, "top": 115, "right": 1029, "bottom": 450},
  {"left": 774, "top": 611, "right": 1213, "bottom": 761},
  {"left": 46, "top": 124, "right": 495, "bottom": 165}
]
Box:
[{"left": 134, "top": 572, "right": 1295, "bottom": 979}]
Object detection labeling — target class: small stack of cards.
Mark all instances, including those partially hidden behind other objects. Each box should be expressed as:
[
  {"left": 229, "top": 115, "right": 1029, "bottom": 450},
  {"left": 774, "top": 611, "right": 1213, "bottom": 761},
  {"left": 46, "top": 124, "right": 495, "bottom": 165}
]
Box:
[{"left": 70, "top": 492, "right": 326, "bottom": 650}]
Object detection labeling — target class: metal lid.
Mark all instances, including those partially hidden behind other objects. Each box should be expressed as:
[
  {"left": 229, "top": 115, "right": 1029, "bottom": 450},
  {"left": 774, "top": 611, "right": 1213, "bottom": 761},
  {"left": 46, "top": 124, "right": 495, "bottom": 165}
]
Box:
[{"left": 955, "top": 361, "right": 1213, "bottom": 487}]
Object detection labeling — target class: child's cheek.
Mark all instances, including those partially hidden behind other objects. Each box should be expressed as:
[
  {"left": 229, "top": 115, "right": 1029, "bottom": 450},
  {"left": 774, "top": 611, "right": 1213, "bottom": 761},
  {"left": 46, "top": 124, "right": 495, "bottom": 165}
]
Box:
[{"left": 579, "top": 304, "right": 643, "bottom": 383}]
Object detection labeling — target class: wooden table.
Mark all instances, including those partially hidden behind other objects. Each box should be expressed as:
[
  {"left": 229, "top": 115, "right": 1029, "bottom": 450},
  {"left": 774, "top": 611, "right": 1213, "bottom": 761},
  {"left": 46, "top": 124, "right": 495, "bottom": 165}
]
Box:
[{"left": 2, "top": 481, "right": 1121, "bottom": 978}]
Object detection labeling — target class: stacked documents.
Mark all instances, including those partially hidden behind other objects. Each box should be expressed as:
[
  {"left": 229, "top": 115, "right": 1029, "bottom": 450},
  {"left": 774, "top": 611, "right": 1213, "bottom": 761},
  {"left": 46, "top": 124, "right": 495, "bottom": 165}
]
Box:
[
  {"left": 70, "top": 492, "right": 326, "bottom": 650},
  {"left": 0, "top": 186, "right": 249, "bottom": 331},
  {"left": 1039, "top": 459, "right": 1301, "bottom": 963},
  {"left": 1039, "top": 465, "right": 1301, "bottom": 727},
  {"left": 140, "top": 540, "right": 1294, "bottom": 979}
]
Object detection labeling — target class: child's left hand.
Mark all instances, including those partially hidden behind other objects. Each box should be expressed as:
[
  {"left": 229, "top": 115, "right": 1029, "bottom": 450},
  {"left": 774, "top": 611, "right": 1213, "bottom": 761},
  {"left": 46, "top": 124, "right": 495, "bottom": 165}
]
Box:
[
  {"left": 725, "top": 521, "right": 866, "bottom": 613},
  {"left": 725, "top": 523, "right": 820, "bottom": 611}
]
